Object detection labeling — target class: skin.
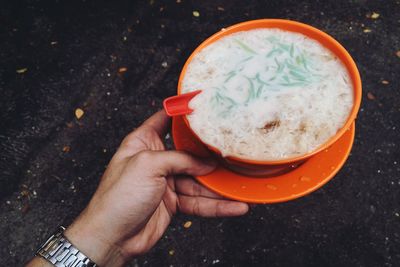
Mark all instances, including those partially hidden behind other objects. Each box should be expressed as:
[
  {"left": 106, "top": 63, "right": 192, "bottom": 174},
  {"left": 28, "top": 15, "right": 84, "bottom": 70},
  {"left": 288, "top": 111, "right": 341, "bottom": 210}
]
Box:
[{"left": 26, "top": 110, "right": 249, "bottom": 267}]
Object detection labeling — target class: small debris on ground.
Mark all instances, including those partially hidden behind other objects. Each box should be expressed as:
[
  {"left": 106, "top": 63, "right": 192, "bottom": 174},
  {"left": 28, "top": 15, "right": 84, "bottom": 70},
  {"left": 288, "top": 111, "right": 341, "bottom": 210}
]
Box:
[
  {"left": 367, "top": 92, "right": 376, "bottom": 100},
  {"left": 118, "top": 67, "right": 128, "bottom": 73},
  {"left": 193, "top": 11, "right": 200, "bottom": 17},
  {"left": 381, "top": 80, "right": 389, "bottom": 85},
  {"left": 62, "top": 146, "right": 70, "bottom": 152},
  {"left": 367, "top": 12, "right": 380, "bottom": 19},
  {"left": 183, "top": 221, "right": 192, "bottom": 228},
  {"left": 176, "top": 0, "right": 181, "bottom": 3},
  {"left": 21, "top": 203, "right": 30, "bottom": 214},
  {"left": 168, "top": 249, "right": 175, "bottom": 256},
  {"left": 75, "top": 108, "right": 84, "bottom": 119},
  {"left": 50, "top": 41, "right": 58, "bottom": 45},
  {"left": 363, "top": 28, "right": 372, "bottom": 33},
  {"left": 396, "top": 50, "right": 400, "bottom": 58},
  {"left": 52, "top": 175, "right": 62, "bottom": 182},
  {"left": 20, "top": 189, "right": 30, "bottom": 198},
  {"left": 161, "top": 62, "right": 168, "bottom": 68},
  {"left": 217, "top": 7, "right": 225, "bottom": 11},
  {"left": 16, "top": 68, "right": 28, "bottom": 74}
]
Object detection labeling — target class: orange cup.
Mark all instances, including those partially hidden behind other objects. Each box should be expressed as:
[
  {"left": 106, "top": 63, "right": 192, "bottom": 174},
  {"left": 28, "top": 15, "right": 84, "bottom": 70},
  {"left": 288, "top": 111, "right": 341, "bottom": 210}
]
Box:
[{"left": 177, "top": 19, "right": 362, "bottom": 176}]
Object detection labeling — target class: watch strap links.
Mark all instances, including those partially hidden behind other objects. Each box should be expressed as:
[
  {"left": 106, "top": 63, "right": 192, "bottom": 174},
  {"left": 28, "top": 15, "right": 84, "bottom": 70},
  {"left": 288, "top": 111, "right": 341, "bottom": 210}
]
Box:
[{"left": 36, "top": 226, "right": 97, "bottom": 267}]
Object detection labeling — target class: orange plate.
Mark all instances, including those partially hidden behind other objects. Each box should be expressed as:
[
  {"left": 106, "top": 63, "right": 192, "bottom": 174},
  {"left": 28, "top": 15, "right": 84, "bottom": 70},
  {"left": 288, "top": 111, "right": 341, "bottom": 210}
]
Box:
[{"left": 172, "top": 115, "right": 355, "bottom": 204}]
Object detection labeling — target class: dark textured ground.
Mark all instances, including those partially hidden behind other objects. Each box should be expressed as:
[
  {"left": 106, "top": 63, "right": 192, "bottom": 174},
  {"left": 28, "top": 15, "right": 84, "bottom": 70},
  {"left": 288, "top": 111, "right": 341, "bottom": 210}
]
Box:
[{"left": 0, "top": 0, "right": 399, "bottom": 266}]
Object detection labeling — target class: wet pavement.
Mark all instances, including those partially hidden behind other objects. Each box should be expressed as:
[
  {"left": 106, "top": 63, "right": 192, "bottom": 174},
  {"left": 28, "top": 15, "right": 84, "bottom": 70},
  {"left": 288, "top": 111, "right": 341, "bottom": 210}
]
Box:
[{"left": 0, "top": 0, "right": 399, "bottom": 266}]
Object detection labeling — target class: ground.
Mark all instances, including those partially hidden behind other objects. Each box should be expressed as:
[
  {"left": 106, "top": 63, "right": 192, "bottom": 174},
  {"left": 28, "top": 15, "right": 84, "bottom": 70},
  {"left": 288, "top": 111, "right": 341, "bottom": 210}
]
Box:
[{"left": 0, "top": 0, "right": 399, "bottom": 266}]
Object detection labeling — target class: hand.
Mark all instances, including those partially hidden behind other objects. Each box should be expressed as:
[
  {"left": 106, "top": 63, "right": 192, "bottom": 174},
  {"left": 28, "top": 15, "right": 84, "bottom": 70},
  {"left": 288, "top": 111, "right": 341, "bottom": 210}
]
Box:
[{"left": 62, "top": 111, "right": 249, "bottom": 266}]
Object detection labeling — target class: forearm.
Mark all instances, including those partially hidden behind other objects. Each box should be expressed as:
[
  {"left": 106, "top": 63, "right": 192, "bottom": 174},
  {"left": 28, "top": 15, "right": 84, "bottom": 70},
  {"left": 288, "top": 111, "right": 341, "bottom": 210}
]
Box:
[{"left": 25, "top": 256, "right": 54, "bottom": 267}]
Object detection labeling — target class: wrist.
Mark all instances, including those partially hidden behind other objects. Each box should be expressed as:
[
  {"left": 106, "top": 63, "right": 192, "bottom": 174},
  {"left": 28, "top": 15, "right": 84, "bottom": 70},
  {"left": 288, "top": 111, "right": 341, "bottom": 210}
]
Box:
[{"left": 64, "top": 217, "right": 127, "bottom": 267}]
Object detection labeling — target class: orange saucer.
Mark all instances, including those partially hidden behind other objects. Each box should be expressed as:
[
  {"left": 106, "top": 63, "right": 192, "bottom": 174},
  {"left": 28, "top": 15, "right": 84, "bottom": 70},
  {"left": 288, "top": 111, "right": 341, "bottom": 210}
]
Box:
[{"left": 172, "top": 116, "right": 355, "bottom": 204}]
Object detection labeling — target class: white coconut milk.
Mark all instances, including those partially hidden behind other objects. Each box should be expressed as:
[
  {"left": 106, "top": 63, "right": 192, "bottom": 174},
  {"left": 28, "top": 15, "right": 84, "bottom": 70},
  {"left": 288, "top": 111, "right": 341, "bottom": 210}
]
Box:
[{"left": 182, "top": 29, "right": 353, "bottom": 160}]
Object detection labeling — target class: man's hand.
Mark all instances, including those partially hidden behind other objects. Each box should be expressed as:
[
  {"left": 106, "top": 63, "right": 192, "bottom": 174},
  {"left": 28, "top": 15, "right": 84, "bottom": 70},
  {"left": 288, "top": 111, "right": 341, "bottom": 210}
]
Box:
[{"left": 28, "top": 111, "right": 248, "bottom": 267}]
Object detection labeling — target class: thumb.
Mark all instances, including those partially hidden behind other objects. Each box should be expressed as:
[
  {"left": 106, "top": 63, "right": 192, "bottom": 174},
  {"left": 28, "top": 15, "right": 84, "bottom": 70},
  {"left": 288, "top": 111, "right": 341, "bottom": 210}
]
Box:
[{"left": 136, "top": 150, "right": 217, "bottom": 177}]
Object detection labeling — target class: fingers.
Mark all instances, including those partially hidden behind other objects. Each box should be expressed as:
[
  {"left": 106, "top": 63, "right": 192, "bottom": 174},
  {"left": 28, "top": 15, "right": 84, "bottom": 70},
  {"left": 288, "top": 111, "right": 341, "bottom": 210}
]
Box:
[
  {"left": 114, "top": 110, "right": 169, "bottom": 161},
  {"left": 175, "top": 176, "right": 223, "bottom": 199},
  {"left": 178, "top": 195, "right": 249, "bottom": 217},
  {"left": 142, "top": 110, "right": 170, "bottom": 138},
  {"left": 136, "top": 150, "right": 216, "bottom": 177}
]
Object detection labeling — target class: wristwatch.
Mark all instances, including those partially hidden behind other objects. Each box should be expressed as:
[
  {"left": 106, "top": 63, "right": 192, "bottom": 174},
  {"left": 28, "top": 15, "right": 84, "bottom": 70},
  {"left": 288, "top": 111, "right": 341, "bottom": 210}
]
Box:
[{"left": 36, "top": 226, "right": 97, "bottom": 267}]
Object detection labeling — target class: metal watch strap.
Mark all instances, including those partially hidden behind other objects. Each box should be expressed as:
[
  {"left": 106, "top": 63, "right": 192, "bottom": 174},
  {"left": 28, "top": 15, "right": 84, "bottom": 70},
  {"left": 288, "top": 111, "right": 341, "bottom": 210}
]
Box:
[{"left": 36, "top": 226, "right": 97, "bottom": 267}]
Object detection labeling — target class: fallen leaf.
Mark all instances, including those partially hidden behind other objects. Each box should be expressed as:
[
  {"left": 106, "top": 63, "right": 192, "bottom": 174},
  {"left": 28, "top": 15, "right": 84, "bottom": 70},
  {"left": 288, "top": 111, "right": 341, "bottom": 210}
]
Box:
[
  {"left": 168, "top": 250, "right": 175, "bottom": 256},
  {"left": 381, "top": 80, "right": 389, "bottom": 85},
  {"left": 16, "top": 68, "right": 28, "bottom": 74},
  {"left": 396, "top": 50, "right": 400, "bottom": 58},
  {"left": 62, "top": 146, "right": 71, "bottom": 152},
  {"left": 367, "top": 92, "right": 376, "bottom": 100},
  {"left": 193, "top": 11, "right": 200, "bottom": 17},
  {"left": 118, "top": 67, "right": 128, "bottom": 73},
  {"left": 370, "top": 12, "right": 380, "bottom": 19},
  {"left": 183, "top": 221, "right": 192, "bottom": 228},
  {"left": 75, "top": 108, "right": 84, "bottom": 119},
  {"left": 363, "top": 28, "right": 372, "bottom": 33}
]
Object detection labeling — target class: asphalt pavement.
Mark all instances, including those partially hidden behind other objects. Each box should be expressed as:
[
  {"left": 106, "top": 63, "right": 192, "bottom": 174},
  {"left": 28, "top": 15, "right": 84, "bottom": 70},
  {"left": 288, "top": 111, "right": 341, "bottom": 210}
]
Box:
[{"left": 0, "top": 1, "right": 399, "bottom": 266}]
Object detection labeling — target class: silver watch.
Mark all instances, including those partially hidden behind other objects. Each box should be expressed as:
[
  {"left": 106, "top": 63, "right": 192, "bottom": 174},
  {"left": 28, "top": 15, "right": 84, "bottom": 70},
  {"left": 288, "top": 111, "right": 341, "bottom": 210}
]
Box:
[{"left": 36, "top": 226, "right": 97, "bottom": 267}]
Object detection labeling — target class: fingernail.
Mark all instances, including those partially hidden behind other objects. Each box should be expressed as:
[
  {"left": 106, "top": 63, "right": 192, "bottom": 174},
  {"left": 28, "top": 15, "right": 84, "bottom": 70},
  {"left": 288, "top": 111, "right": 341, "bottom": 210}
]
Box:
[{"left": 230, "top": 202, "right": 249, "bottom": 215}]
